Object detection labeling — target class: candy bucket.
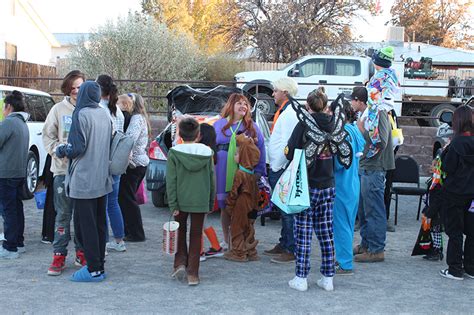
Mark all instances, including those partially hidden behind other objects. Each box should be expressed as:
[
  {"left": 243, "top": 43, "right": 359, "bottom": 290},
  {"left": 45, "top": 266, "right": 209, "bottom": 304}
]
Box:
[
  {"left": 163, "top": 221, "right": 179, "bottom": 255},
  {"left": 34, "top": 190, "right": 47, "bottom": 210}
]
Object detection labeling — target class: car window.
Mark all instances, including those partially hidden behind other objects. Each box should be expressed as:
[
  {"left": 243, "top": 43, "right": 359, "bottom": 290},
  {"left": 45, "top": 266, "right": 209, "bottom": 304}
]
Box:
[
  {"left": 334, "top": 59, "right": 361, "bottom": 76},
  {"left": 299, "top": 59, "right": 326, "bottom": 77},
  {"left": 43, "top": 96, "right": 55, "bottom": 113},
  {"left": 25, "top": 94, "right": 48, "bottom": 122}
]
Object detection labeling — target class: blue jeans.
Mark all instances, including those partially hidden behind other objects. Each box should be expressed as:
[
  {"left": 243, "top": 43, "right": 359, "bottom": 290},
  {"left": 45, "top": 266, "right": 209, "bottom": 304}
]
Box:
[
  {"left": 0, "top": 178, "right": 25, "bottom": 252},
  {"left": 269, "top": 168, "right": 295, "bottom": 253},
  {"left": 106, "top": 175, "right": 125, "bottom": 240},
  {"left": 359, "top": 170, "right": 386, "bottom": 254}
]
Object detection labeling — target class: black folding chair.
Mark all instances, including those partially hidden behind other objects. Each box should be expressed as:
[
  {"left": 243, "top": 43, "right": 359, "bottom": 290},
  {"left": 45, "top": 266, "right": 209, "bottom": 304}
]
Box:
[{"left": 390, "top": 155, "right": 426, "bottom": 225}]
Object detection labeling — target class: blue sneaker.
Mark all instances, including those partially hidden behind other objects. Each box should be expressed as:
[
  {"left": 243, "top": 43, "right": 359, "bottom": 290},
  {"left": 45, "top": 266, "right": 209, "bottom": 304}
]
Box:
[
  {"left": 70, "top": 266, "right": 105, "bottom": 282},
  {"left": 0, "top": 247, "right": 19, "bottom": 259}
]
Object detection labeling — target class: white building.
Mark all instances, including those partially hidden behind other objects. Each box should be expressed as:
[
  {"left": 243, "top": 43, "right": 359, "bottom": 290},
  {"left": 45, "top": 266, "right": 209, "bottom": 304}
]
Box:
[
  {"left": 52, "top": 33, "right": 89, "bottom": 61},
  {"left": 0, "top": 0, "right": 60, "bottom": 65}
]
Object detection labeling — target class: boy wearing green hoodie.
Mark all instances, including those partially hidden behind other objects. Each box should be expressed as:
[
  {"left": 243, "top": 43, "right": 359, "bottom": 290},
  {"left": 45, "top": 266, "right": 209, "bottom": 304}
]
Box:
[{"left": 167, "top": 117, "right": 215, "bottom": 286}]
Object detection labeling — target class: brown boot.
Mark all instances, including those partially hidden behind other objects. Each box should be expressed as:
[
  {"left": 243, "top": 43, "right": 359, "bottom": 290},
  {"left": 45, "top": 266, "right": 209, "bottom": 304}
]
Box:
[
  {"left": 263, "top": 244, "right": 285, "bottom": 256},
  {"left": 224, "top": 251, "right": 249, "bottom": 262},
  {"left": 353, "top": 244, "right": 368, "bottom": 255},
  {"left": 354, "top": 251, "right": 384, "bottom": 263},
  {"left": 270, "top": 252, "right": 296, "bottom": 264}
]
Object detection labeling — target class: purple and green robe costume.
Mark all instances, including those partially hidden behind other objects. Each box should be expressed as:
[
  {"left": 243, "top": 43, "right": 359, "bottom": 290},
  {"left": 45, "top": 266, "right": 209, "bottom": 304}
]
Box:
[{"left": 213, "top": 117, "right": 266, "bottom": 209}]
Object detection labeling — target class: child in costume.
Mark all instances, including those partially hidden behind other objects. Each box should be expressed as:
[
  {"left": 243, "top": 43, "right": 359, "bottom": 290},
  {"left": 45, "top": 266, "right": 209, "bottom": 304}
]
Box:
[
  {"left": 198, "top": 123, "right": 224, "bottom": 261},
  {"left": 286, "top": 88, "right": 353, "bottom": 292},
  {"left": 422, "top": 156, "right": 445, "bottom": 261},
  {"left": 224, "top": 133, "right": 261, "bottom": 262},
  {"left": 364, "top": 46, "right": 400, "bottom": 158}
]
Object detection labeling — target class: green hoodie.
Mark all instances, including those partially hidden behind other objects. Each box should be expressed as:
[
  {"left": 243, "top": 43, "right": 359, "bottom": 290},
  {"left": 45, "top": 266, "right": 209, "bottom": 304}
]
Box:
[{"left": 166, "top": 143, "right": 215, "bottom": 213}]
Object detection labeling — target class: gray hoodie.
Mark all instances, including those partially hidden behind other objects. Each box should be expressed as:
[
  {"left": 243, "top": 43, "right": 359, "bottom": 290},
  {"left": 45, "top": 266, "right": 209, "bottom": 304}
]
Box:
[{"left": 0, "top": 112, "right": 30, "bottom": 178}]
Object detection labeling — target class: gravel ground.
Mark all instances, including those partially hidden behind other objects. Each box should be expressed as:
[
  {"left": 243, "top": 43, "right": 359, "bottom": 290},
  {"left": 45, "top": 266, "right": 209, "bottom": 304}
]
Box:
[{"left": 0, "top": 190, "right": 472, "bottom": 314}]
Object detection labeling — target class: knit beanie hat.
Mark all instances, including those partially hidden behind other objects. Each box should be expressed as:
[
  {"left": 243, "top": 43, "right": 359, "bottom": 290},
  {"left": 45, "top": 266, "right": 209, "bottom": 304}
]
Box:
[{"left": 372, "top": 46, "right": 394, "bottom": 68}]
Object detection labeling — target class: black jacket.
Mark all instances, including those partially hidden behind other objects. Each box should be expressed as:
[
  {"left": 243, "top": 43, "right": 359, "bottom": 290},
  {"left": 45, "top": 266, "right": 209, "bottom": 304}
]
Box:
[
  {"left": 285, "top": 112, "right": 335, "bottom": 189},
  {"left": 441, "top": 135, "right": 474, "bottom": 198}
]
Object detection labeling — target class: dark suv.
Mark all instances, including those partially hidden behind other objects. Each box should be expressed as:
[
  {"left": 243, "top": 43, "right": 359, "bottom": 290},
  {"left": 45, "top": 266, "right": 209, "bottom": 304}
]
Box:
[{"left": 146, "top": 85, "right": 270, "bottom": 208}]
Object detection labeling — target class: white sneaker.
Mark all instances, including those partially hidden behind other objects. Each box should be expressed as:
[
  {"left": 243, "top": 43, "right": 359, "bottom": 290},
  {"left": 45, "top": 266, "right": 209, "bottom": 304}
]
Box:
[
  {"left": 200, "top": 255, "right": 207, "bottom": 262},
  {"left": 219, "top": 241, "right": 228, "bottom": 251},
  {"left": 288, "top": 276, "right": 308, "bottom": 292},
  {"left": 317, "top": 276, "right": 334, "bottom": 291},
  {"left": 0, "top": 247, "right": 19, "bottom": 259},
  {"left": 439, "top": 269, "right": 463, "bottom": 281},
  {"left": 106, "top": 241, "right": 126, "bottom": 252},
  {"left": 0, "top": 233, "right": 5, "bottom": 241},
  {"left": 17, "top": 246, "right": 26, "bottom": 254}
]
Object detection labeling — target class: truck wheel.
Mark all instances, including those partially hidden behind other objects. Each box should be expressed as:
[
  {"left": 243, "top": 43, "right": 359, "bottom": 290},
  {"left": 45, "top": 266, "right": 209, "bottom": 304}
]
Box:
[
  {"left": 152, "top": 191, "right": 167, "bottom": 208},
  {"left": 254, "top": 93, "right": 276, "bottom": 118},
  {"left": 429, "top": 104, "right": 456, "bottom": 127},
  {"left": 21, "top": 151, "right": 39, "bottom": 200}
]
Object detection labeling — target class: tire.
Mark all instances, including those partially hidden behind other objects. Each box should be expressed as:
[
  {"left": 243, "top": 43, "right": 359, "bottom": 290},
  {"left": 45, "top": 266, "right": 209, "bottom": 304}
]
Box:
[
  {"left": 429, "top": 104, "right": 456, "bottom": 127},
  {"left": 254, "top": 93, "right": 276, "bottom": 118},
  {"left": 152, "top": 190, "right": 167, "bottom": 208},
  {"left": 22, "top": 151, "right": 39, "bottom": 200}
]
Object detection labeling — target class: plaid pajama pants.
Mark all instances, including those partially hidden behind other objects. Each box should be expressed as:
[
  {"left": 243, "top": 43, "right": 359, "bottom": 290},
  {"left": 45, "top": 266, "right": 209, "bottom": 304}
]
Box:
[
  {"left": 431, "top": 224, "right": 443, "bottom": 250},
  {"left": 294, "top": 187, "right": 336, "bottom": 278}
]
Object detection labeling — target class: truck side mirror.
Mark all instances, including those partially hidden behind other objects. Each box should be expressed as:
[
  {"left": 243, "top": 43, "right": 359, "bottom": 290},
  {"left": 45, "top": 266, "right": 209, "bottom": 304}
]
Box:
[
  {"left": 289, "top": 64, "right": 300, "bottom": 77},
  {"left": 439, "top": 111, "right": 453, "bottom": 126}
]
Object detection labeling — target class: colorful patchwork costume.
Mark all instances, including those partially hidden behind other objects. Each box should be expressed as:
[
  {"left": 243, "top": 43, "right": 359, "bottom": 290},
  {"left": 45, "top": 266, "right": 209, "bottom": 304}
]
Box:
[{"left": 365, "top": 46, "right": 400, "bottom": 158}]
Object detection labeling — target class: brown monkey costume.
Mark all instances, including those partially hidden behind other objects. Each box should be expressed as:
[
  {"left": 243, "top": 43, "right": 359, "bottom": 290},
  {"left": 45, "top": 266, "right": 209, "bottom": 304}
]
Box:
[{"left": 224, "top": 134, "right": 261, "bottom": 262}]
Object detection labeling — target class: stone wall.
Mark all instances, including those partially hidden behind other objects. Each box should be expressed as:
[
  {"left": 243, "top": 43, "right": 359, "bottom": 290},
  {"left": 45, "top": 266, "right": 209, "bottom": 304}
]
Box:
[{"left": 396, "top": 126, "right": 437, "bottom": 176}]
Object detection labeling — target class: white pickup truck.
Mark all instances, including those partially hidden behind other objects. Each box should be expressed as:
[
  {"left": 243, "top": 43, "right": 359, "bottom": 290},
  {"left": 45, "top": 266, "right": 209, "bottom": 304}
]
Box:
[{"left": 234, "top": 55, "right": 466, "bottom": 126}]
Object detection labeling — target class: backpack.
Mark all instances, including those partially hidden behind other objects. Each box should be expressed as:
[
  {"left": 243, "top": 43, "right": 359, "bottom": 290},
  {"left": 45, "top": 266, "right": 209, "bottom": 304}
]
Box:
[{"left": 109, "top": 131, "right": 134, "bottom": 175}]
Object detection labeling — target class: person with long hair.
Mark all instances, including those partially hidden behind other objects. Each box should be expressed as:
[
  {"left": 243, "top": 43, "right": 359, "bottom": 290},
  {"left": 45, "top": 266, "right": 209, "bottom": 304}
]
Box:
[
  {"left": 43, "top": 70, "right": 87, "bottom": 274},
  {"left": 213, "top": 93, "right": 266, "bottom": 249},
  {"left": 439, "top": 105, "right": 474, "bottom": 280},
  {"left": 0, "top": 91, "right": 29, "bottom": 260},
  {"left": 96, "top": 75, "right": 126, "bottom": 252},
  {"left": 117, "top": 93, "right": 150, "bottom": 242}
]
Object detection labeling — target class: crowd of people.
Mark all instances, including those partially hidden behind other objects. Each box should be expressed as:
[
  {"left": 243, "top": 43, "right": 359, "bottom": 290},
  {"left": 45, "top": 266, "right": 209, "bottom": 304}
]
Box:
[
  {"left": 0, "top": 71, "right": 150, "bottom": 282},
  {"left": 0, "top": 47, "right": 473, "bottom": 288}
]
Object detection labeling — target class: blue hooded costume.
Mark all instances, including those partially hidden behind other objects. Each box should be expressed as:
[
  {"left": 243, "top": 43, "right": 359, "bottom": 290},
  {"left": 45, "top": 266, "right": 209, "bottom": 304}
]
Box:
[{"left": 333, "top": 123, "right": 366, "bottom": 270}]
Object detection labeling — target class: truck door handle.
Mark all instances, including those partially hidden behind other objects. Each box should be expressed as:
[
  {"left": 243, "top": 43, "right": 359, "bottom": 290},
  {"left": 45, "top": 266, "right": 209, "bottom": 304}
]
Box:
[
  {"left": 319, "top": 80, "right": 327, "bottom": 84},
  {"left": 36, "top": 132, "right": 42, "bottom": 135}
]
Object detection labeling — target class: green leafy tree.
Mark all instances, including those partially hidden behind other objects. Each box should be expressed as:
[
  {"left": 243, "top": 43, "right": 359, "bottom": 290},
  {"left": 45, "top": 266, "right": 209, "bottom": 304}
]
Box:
[
  {"left": 67, "top": 13, "right": 206, "bottom": 110},
  {"left": 390, "top": 0, "right": 473, "bottom": 48}
]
